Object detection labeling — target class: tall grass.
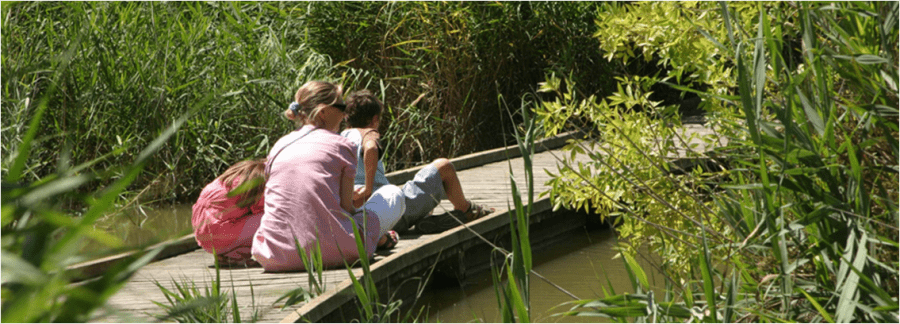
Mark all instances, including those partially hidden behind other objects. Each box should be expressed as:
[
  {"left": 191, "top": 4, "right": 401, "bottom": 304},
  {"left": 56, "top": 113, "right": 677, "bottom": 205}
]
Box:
[
  {"left": 2, "top": 2, "right": 617, "bottom": 214},
  {"left": 491, "top": 95, "right": 538, "bottom": 322},
  {"left": 299, "top": 1, "right": 615, "bottom": 170},
  {"left": 1, "top": 2, "right": 362, "bottom": 208},
  {"left": 1, "top": 44, "right": 202, "bottom": 320},
  {"left": 5, "top": 1, "right": 895, "bottom": 322},
  {"left": 153, "top": 258, "right": 260, "bottom": 323}
]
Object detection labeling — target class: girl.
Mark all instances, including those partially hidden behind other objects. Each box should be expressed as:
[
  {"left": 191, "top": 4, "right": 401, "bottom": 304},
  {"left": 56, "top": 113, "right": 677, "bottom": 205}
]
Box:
[
  {"left": 192, "top": 158, "right": 266, "bottom": 267},
  {"left": 341, "top": 90, "right": 494, "bottom": 235},
  {"left": 251, "top": 81, "right": 404, "bottom": 272}
]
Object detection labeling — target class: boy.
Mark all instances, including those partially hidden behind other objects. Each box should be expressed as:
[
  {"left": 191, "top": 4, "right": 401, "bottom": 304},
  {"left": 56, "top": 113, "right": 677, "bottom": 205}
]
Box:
[{"left": 341, "top": 90, "right": 493, "bottom": 234}]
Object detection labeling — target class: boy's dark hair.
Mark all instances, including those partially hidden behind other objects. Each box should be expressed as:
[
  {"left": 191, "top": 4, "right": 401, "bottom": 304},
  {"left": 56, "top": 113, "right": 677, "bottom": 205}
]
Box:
[{"left": 345, "top": 90, "right": 383, "bottom": 128}]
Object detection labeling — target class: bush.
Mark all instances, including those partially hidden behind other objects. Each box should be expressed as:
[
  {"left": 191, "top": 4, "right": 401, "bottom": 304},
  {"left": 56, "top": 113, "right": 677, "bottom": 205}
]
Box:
[{"left": 541, "top": 1, "right": 898, "bottom": 322}]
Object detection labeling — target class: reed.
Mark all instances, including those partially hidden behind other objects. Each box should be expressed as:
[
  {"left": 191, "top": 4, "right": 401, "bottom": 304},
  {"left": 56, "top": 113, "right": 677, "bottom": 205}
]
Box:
[
  {"left": 0, "top": 44, "right": 202, "bottom": 321},
  {"left": 153, "top": 258, "right": 260, "bottom": 323},
  {"left": 2, "top": 2, "right": 614, "bottom": 210},
  {"left": 1, "top": 2, "right": 355, "bottom": 207},
  {"left": 491, "top": 93, "right": 538, "bottom": 322},
  {"left": 6, "top": 2, "right": 895, "bottom": 322},
  {"left": 295, "top": 1, "right": 615, "bottom": 171}
]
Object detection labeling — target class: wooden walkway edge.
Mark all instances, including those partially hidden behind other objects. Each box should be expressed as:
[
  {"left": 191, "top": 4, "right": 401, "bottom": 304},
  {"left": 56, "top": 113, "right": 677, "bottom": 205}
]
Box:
[
  {"left": 285, "top": 199, "right": 570, "bottom": 323},
  {"left": 86, "top": 131, "right": 587, "bottom": 323},
  {"left": 68, "top": 131, "right": 581, "bottom": 282}
]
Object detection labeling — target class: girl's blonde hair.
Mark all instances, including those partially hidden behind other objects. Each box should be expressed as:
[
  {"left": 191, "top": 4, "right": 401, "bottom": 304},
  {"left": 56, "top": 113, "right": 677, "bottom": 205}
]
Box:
[
  {"left": 216, "top": 158, "right": 266, "bottom": 208},
  {"left": 284, "top": 81, "right": 344, "bottom": 127}
]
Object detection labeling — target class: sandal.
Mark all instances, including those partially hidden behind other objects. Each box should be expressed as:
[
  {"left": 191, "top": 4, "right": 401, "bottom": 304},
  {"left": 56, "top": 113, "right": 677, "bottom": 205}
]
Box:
[
  {"left": 450, "top": 200, "right": 495, "bottom": 222},
  {"left": 377, "top": 230, "right": 399, "bottom": 250}
]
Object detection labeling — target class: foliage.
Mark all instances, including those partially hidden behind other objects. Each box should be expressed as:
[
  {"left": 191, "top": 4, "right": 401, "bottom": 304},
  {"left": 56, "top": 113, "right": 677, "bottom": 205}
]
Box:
[
  {"left": 491, "top": 94, "right": 538, "bottom": 322},
  {"left": 273, "top": 238, "right": 328, "bottom": 308},
  {"left": 541, "top": 1, "right": 898, "bottom": 322},
  {"left": 537, "top": 73, "right": 726, "bottom": 276},
  {"left": 1, "top": 51, "right": 199, "bottom": 321},
  {"left": 1, "top": 1, "right": 618, "bottom": 217},
  {"left": 595, "top": 2, "right": 736, "bottom": 105},
  {"left": 334, "top": 214, "right": 431, "bottom": 323},
  {"left": 299, "top": 1, "right": 614, "bottom": 170},
  {"left": 1, "top": 1, "right": 354, "bottom": 208},
  {"left": 153, "top": 259, "right": 260, "bottom": 323},
  {"left": 537, "top": 2, "right": 742, "bottom": 275}
]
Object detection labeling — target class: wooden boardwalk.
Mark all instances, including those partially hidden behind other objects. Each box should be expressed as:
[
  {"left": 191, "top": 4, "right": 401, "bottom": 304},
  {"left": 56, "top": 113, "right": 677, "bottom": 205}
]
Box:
[{"left": 89, "top": 132, "right": 589, "bottom": 323}]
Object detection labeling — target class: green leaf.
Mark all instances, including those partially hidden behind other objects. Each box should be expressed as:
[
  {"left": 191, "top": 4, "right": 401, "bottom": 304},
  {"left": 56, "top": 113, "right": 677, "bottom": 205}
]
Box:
[
  {"left": 796, "top": 88, "right": 825, "bottom": 137},
  {"left": 622, "top": 252, "right": 649, "bottom": 289},
  {"left": 566, "top": 305, "right": 648, "bottom": 318},
  {"left": 699, "top": 238, "right": 717, "bottom": 321},
  {"left": 796, "top": 287, "right": 835, "bottom": 323},
  {"left": 505, "top": 264, "right": 530, "bottom": 322},
  {"left": 0, "top": 250, "right": 48, "bottom": 285},
  {"left": 835, "top": 232, "right": 867, "bottom": 323},
  {"left": 854, "top": 54, "right": 888, "bottom": 65}
]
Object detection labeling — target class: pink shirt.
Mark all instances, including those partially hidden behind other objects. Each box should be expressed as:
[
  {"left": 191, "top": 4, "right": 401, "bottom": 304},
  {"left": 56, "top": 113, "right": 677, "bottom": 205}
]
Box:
[
  {"left": 251, "top": 125, "right": 381, "bottom": 272},
  {"left": 192, "top": 178, "right": 264, "bottom": 260}
]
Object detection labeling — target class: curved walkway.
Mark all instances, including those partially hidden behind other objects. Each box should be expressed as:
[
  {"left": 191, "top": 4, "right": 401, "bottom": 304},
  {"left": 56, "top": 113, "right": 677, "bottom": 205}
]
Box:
[{"left": 89, "top": 132, "right": 585, "bottom": 323}]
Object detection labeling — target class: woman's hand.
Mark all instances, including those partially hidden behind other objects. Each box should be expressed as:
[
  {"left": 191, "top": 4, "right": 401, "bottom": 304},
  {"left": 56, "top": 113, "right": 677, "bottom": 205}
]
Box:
[{"left": 352, "top": 187, "right": 369, "bottom": 209}]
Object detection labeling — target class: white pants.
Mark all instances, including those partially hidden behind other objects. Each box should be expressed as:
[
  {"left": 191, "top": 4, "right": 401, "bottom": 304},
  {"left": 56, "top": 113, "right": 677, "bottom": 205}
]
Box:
[{"left": 360, "top": 184, "right": 406, "bottom": 236}]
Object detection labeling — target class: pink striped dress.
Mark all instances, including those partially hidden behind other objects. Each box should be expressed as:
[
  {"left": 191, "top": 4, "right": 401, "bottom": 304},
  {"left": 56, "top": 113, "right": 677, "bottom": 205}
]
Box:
[
  {"left": 191, "top": 178, "right": 264, "bottom": 262},
  {"left": 251, "top": 125, "right": 381, "bottom": 272}
]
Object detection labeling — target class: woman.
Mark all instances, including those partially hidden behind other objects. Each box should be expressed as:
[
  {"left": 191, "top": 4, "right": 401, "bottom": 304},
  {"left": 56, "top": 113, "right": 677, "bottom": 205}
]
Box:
[{"left": 251, "top": 81, "right": 404, "bottom": 272}]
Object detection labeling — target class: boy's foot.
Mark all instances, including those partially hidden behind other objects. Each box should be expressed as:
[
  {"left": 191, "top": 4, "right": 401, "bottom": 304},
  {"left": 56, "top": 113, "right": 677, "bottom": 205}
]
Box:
[
  {"left": 449, "top": 200, "right": 495, "bottom": 222},
  {"left": 415, "top": 201, "right": 495, "bottom": 234}
]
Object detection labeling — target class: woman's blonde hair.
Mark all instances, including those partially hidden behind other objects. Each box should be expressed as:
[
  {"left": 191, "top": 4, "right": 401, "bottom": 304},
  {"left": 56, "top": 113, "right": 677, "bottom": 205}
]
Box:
[
  {"left": 216, "top": 158, "right": 266, "bottom": 208},
  {"left": 284, "top": 81, "right": 344, "bottom": 127}
]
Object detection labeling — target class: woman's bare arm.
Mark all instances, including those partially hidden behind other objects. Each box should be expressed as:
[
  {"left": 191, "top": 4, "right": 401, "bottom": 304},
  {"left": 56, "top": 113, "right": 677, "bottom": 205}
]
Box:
[{"left": 340, "top": 164, "right": 356, "bottom": 214}]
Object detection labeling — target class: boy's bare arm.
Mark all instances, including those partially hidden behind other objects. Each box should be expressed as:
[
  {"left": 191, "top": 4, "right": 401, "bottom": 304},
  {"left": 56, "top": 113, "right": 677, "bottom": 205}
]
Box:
[
  {"left": 352, "top": 130, "right": 381, "bottom": 209},
  {"left": 361, "top": 137, "right": 379, "bottom": 198}
]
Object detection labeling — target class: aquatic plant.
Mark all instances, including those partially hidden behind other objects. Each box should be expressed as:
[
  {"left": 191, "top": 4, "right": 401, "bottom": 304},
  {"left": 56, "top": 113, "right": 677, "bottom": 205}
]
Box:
[
  {"left": 490, "top": 92, "right": 539, "bottom": 323},
  {"left": 301, "top": 1, "right": 613, "bottom": 171}
]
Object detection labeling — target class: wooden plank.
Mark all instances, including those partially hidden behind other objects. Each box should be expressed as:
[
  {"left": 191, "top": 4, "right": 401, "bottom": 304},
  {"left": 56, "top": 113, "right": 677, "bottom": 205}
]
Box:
[{"left": 92, "top": 131, "right": 594, "bottom": 323}]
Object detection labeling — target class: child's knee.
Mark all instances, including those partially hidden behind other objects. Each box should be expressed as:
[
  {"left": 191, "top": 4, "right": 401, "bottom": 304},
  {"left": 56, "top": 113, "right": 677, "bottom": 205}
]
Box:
[{"left": 433, "top": 158, "right": 452, "bottom": 171}]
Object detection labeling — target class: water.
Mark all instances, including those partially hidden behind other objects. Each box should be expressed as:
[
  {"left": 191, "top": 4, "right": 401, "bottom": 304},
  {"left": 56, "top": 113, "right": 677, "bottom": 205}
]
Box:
[
  {"left": 418, "top": 226, "right": 662, "bottom": 323},
  {"left": 84, "top": 203, "right": 194, "bottom": 255},
  {"left": 82, "top": 205, "right": 662, "bottom": 323}
]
